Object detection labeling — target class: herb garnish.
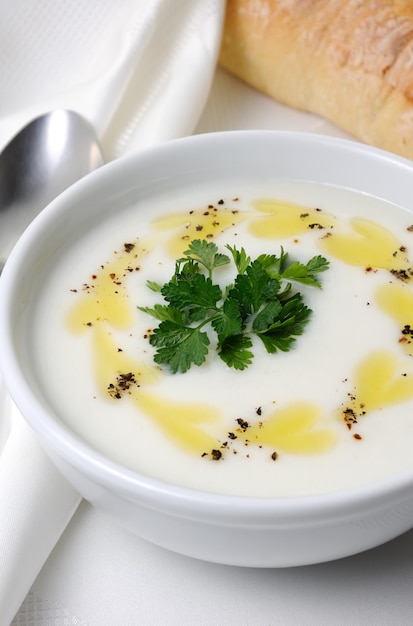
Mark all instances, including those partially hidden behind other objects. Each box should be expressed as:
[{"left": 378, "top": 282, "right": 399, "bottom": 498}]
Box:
[{"left": 139, "top": 240, "right": 329, "bottom": 373}]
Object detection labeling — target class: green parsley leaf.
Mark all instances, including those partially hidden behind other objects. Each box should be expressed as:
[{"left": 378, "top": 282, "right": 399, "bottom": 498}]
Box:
[
  {"left": 139, "top": 238, "right": 328, "bottom": 373},
  {"left": 175, "top": 257, "right": 200, "bottom": 278},
  {"left": 218, "top": 333, "right": 254, "bottom": 370},
  {"left": 228, "top": 260, "right": 279, "bottom": 315},
  {"left": 149, "top": 321, "right": 210, "bottom": 373},
  {"left": 251, "top": 299, "right": 282, "bottom": 332},
  {"left": 256, "top": 294, "right": 311, "bottom": 353},
  {"left": 138, "top": 304, "right": 186, "bottom": 324},
  {"left": 211, "top": 297, "right": 243, "bottom": 342},
  {"left": 185, "top": 239, "right": 230, "bottom": 277},
  {"left": 281, "top": 255, "right": 329, "bottom": 287},
  {"left": 161, "top": 273, "right": 221, "bottom": 322},
  {"left": 226, "top": 244, "right": 251, "bottom": 274},
  {"left": 256, "top": 247, "right": 288, "bottom": 276},
  {"left": 146, "top": 280, "right": 162, "bottom": 293}
]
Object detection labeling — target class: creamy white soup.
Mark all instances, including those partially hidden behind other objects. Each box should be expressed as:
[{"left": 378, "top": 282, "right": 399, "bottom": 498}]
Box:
[{"left": 29, "top": 181, "right": 413, "bottom": 496}]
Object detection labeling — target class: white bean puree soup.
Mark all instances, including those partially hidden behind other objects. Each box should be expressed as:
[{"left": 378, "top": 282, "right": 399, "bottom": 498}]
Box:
[{"left": 30, "top": 180, "right": 413, "bottom": 497}]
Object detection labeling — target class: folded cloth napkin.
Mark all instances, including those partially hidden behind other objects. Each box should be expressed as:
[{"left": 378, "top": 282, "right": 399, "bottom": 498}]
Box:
[
  {"left": 0, "top": 1, "right": 225, "bottom": 623},
  {"left": 0, "top": 0, "right": 224, "bottom": 159},
  {"left": 0, "top": 398, "right": 81, "bottom": 624}
]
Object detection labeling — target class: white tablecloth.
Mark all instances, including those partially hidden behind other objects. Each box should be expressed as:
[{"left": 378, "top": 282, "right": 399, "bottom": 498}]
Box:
[{"left": 10, "top": 67, "right": 413, "bottom": 626}]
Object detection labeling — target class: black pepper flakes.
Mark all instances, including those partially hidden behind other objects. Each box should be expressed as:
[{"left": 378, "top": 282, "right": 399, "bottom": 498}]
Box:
[
  {"left": 390, "top": 268, "right": 411, "bottom": 281},
  {"left": 211, "top": 449, "right": 222, "bottom": 460},
  {"left": 343, "top": 407, "right": 358, "bottom": 429},
  {"left": 402, "top": 324, "right": 413, "bottom": 337},
  {"left": 107, "top": 372, "right": 139, "bottom": 399}
]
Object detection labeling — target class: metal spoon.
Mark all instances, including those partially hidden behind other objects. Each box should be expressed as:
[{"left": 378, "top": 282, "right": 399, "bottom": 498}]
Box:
[
  {"left": 0, "top": 109, "right": 104, "bottom": 271},
  {"left": 0, "top": 110, "right": 103, "bottom": 623}
]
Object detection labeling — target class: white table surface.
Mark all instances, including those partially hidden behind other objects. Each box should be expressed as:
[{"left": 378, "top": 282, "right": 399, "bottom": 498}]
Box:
[{"left": 10, "top": 67, "right": 413, "bottom": 626}]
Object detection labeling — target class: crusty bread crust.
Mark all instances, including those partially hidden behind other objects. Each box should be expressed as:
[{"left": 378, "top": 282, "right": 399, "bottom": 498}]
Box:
[{"left": 219, "top": 0, "right": 413, "bottom": 158}]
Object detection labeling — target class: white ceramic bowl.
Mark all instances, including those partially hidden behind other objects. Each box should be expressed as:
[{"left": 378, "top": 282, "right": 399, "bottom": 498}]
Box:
[{"left": 1, "top": 131, "right": 413, "bottom": 568}]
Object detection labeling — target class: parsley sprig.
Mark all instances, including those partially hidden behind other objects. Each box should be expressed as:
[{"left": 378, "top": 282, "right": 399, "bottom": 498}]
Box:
[{"left": 139, "top": 240, "right": 329, "bottom": 373}]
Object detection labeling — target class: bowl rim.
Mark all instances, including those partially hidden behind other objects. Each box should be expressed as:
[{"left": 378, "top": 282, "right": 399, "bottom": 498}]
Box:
[{"left": 2, "top": 129, "right": 413, "bottom": 522}]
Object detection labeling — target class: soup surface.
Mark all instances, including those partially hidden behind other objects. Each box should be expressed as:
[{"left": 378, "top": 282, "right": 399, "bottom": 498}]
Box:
[{"left": 30, "top": 180, "right": 413, "bottom": 496}]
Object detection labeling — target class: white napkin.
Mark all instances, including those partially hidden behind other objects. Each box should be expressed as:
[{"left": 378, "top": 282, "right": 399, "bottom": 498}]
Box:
[
  {"left": 0, "top": 400, "right": 81, "bottom": 622},
  {"left": 0, "top": 0, "right": 224, "bottom": 159},
  {"left": 0, "top": 1, "right": 225, "bottom": 623}
]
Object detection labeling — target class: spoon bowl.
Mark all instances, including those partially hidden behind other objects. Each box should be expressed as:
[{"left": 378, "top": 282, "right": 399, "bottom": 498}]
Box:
[{"left": 0, "top": 110, "right": 104, "bottom": 268}]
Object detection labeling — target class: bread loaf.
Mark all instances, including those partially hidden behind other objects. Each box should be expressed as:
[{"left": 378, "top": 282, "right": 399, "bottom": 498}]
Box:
[{"left": 219, "top": 0, "right": 413, "bottom": 159}]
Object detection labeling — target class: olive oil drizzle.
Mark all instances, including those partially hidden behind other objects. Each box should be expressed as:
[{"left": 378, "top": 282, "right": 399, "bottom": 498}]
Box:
[{"left": 65, "top": 198, "right": 413, "bottom": 459}]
